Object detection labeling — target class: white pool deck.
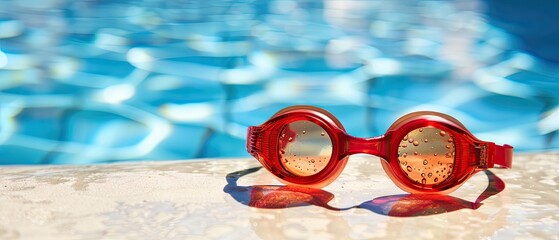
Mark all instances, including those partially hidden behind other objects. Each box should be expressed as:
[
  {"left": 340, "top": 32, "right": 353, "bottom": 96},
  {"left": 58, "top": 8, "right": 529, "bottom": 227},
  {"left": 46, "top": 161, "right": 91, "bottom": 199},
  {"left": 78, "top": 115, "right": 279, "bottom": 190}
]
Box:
[{"left": 1, "top": 153, "right": 558, "bottom": 239}]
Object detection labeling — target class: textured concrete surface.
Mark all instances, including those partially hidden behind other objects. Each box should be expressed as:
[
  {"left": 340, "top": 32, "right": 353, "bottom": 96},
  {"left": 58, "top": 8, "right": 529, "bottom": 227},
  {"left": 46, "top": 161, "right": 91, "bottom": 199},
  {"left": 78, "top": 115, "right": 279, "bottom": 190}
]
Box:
[{"left": 1, "top": 154, "right": 558, "bottom": 239}]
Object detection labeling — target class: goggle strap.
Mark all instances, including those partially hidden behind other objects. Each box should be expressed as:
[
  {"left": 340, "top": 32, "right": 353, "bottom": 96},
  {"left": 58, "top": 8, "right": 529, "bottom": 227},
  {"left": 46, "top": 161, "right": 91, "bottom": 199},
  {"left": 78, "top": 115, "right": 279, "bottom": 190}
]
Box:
[
  {"left": 493, "top": 144, "right": 513, "bottom": 168},
  {"left": 247, "top": 126, "right": 262, "bottom": 160}
]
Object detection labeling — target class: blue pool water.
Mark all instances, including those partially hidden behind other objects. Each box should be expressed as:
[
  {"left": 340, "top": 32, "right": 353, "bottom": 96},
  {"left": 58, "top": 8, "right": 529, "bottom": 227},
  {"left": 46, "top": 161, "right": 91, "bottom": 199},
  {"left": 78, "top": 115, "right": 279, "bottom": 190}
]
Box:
[{"left": 1, "top": 0, "right": 558, "bottom": 164}]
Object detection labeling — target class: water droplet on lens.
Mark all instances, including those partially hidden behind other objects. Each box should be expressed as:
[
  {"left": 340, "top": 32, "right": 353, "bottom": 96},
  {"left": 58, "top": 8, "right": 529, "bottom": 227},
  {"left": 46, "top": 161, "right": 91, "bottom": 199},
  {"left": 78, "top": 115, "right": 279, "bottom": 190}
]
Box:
[
  {"left": 311, "top": 159, "right": 315, "bottom": 163},
  {"left": 428, "top": 173, "right": 432, "bottom": 178},
  {"left": 423, "top": 159, "right": 428, "bottom": 165},
  {"left": 403, "top": 135, "right": 408, "bottom": 141},
  {"left": 414, "top": 151, "right": 418, "bottom": 155},
  {"left": 439, "top": 131, "right": 446, "bottom": 136},
  {"left": 302, "top": 130, "right": 306, "bottom": 134},
  {"left": 280, "top": 150, "right": 285, "bottom": 154},
  {"left": 419, "top": 128, "right": 423, "bottom": 132},
  {"left": 314, "top": 169, "right": 317, "bottom": 172},
  {"left": 421, "top": 173, "right": 425, "bottom": 177},
  {"left": 288, "top": 137, "right": 293, "bottom": 142},
  {"left": 422, "top": 178, "right": 426, "bottom": 184},
  {"left": 407, "top": 166, "right": 412, "bottom": 172},
  {"left": 401, "top": 144, "right": 407, "bottom": 148},
  {"left": 321, "top": 132, "right": 325, "bottom": 136},
  {"left": 424, "top": 138, "right": 428, "bottom": 143},
  {"left": 448, "top": 138, "right": 453, "bottom": 142},
  {"left": 408, "top": 138, "right": 414, "bottom": 143},
  {"left": 434, "top": 177, "right": 438, "bottom": 182},
  {"left": 434, "top": 153, "right": 438, "bottom": 156},
  {"left": 446, "top": 144, "right": 451, "bottom": 149},
  {"left": 413, "top": 141, "right": 419, "bottom": 146}
]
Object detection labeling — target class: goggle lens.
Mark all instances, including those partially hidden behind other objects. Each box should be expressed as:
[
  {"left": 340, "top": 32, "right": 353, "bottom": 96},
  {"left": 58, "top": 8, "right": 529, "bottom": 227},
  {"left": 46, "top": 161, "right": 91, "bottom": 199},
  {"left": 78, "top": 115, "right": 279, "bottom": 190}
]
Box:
[
  {"left": 279, "top": 120, "right": 332, "bottom": 176},
  {"left": 398, "top": 127, "right": 455, "bottom": 186}
]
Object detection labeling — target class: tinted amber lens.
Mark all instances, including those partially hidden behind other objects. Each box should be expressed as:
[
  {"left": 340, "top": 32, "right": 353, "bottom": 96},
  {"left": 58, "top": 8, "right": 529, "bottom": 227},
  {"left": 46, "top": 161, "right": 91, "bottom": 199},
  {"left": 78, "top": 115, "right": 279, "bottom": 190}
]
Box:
[
  {"left": 278, "top": 120, "right": 332, "bottom": 176},
  {"left": 397, "top": 127, "right": 455, "bottom": 186}
]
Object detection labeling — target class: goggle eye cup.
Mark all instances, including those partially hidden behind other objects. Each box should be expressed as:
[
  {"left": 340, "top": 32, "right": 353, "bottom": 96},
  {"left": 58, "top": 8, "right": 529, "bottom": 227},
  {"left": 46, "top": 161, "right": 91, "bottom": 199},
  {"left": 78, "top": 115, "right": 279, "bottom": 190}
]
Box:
[
  {"left": 397, "top": 127, "right": 456, "bottom": 187},
  {"left": 279, "top": 120, "right": 333, "bottom": 177}
]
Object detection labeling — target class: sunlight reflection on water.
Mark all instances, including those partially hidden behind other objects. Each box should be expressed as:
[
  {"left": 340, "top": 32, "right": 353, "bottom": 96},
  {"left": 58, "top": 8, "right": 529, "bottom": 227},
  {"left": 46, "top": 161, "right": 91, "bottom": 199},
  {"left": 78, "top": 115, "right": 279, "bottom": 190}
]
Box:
[{"left": 0, "top": 0, "right": 557, "bottom": 164}]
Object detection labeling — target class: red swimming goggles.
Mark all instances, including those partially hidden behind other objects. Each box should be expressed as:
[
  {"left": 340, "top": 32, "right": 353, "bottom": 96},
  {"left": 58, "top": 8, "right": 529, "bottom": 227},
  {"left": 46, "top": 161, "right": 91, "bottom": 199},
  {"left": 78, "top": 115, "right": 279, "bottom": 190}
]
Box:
[{"left": 247, "top": 106, "right": 513, "bottom": 193}]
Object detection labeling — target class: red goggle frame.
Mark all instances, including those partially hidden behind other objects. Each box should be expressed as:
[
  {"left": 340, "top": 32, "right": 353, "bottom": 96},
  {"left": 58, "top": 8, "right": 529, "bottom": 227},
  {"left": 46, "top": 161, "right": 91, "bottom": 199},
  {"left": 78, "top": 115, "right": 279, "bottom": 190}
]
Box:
[{"left": 247, "top": 105, "right": 513, "bottom": 194}]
